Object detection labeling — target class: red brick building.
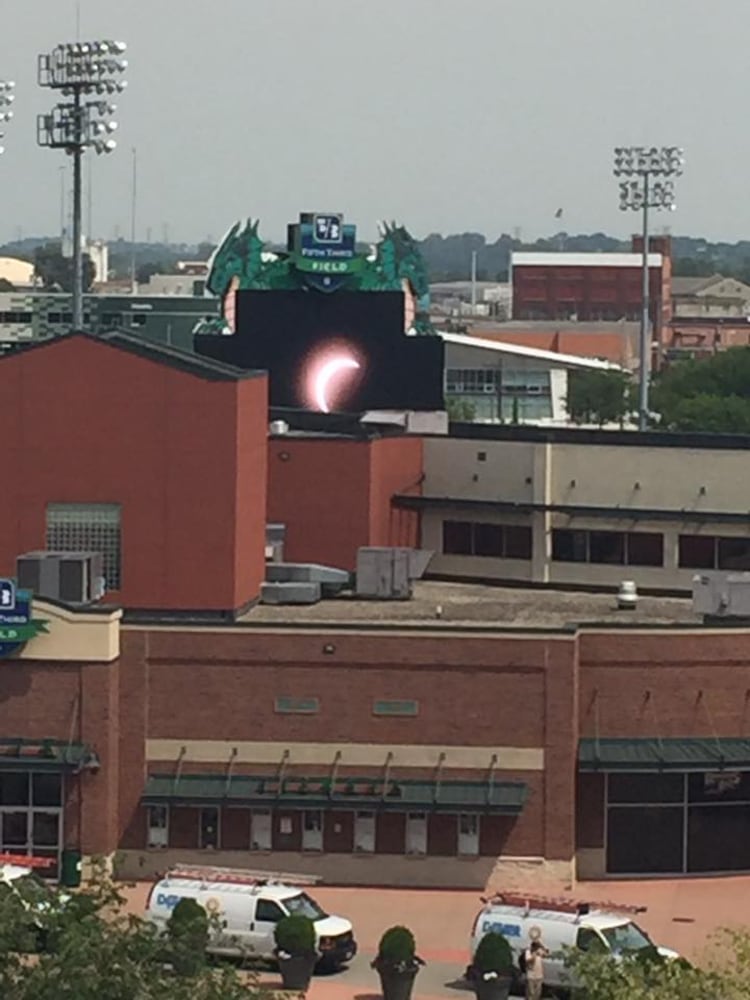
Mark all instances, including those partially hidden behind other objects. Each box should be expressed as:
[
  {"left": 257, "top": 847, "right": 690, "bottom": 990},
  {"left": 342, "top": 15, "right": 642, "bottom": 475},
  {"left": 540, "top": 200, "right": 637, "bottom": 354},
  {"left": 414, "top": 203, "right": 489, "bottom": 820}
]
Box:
[{"left": 2, "top": 331, "right": 750, "bottom": 888}]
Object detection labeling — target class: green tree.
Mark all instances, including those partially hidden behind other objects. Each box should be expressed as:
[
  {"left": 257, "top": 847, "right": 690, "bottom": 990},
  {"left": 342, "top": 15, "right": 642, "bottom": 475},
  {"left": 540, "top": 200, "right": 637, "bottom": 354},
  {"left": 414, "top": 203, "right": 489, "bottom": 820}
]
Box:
[
  {"left": 0, "top": 865, "right": 277, "bottom": 999},
  {"left": 652, "top": 346, "right": 750, "bottom": 432},
  {"left": 566, "top": 370, "right": 634, "bottom": 427},
  {"left": 33, "top": 242, "right": 95, "bottom": 293},
  {"left": 446, "top": 397, "right": 477, "bottom": 421}
]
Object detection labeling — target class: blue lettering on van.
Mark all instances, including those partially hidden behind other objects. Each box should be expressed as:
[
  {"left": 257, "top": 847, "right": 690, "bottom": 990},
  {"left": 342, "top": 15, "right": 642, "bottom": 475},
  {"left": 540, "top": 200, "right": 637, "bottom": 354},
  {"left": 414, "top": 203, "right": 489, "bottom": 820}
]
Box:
[
  {"left": 482, "top": 920, "right": 521, "bottom": 938},
  {"left": 156, "top": 893, "right": 183, "bottom": 910}
]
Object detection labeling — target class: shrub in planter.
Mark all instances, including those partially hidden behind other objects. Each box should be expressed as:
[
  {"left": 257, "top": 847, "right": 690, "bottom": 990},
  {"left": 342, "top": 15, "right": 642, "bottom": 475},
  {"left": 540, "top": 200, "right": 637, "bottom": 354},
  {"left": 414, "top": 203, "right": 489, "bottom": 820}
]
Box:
[
  {"left": 167, "top": 897, "right": 209, "bottom": 977},
  {"left": 371, "top": 925, "right": 425, "bottom": 1000},
  {"left": 471, "top": 931, "right": 514, "bottom": 1000},
  {"left": 274, "top": 914, "right": 317, "bottom": 991}
]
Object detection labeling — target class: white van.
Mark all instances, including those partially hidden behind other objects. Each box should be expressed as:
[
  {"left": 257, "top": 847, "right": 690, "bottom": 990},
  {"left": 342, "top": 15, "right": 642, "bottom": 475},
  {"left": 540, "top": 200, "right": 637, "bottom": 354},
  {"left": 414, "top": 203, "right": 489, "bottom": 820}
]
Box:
[
  {"left": 469, "top": 892, "right": 679, "bottom": 992},
  {"left": 145, "top": 865, "right": 356, "bottom": 970}
]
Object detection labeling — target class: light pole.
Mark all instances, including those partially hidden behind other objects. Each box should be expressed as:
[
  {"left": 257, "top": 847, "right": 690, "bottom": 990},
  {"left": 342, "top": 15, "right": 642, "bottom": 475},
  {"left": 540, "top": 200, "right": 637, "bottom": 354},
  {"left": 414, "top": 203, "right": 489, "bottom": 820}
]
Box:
[
  {"left": 0, "top": 81, "right": 15, "bottom": 156},
  {"left": 614, "top": 146, "right": 684, "bottom": 431},
  {"left": 37, "top": 41, "right": 127, "bottom": 330}
]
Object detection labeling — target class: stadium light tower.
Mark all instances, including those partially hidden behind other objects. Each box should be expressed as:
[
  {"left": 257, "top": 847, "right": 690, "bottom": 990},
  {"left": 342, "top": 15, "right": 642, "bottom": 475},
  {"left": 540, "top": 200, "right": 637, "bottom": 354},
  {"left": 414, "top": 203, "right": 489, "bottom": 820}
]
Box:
[
  {"left": 0, "top": 81, "right": 15, "bottom": 156},
  {"left": 614, "top": 146, "right": 684, "bottom": 431},
  {"left": 37, "top": 41, "right": 127, "bottom": 329}
]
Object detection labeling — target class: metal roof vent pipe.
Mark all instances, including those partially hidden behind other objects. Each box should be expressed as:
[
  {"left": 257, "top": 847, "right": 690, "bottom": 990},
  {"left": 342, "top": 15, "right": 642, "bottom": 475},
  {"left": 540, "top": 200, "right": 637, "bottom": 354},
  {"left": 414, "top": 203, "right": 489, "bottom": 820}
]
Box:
[
  {"left": 269, "top": 420, "right": 289, "bottom": 436},
  {"left": 616, "top": 580, "right": 638, "bottom": 610}
]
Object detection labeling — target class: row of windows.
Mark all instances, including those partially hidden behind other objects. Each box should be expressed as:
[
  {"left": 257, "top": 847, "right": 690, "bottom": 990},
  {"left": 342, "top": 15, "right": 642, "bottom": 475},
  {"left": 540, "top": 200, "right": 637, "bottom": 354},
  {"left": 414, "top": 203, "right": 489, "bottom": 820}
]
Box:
[
  {"left": 147, "top": 806, "right": 487, "bottom": 857},
  {"left": 445, "top": 368, "right": 551, "bottom": 396},
  {"left": 443, "top": 521, "right": 533, "bottom": 560},
  {"left": 0, "top": 312, "right": 33, "bottom": 324},
  {"left": 275, "top": 697, "right": 418, "bottom": 717},
  {"left": 442, "top": 522, "right": 750, "bottom": 571}
]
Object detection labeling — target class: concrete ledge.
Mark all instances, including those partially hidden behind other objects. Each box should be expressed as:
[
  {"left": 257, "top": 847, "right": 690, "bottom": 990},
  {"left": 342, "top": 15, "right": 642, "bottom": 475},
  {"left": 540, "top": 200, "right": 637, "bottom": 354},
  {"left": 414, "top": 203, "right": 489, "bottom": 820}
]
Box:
[
  {"left": 486, "top": 855, "right": 575, "bottom": 894},
  {"left": 115, "top": 849, "right": 499, "bottom": 889}
]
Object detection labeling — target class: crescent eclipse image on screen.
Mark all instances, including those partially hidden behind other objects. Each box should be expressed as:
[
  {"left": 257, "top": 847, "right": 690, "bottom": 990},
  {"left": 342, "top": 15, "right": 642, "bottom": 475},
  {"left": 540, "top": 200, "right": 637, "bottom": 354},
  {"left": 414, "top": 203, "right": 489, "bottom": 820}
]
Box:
[{"left": 196, "top": 290, "right": 445, "bottom": 414}]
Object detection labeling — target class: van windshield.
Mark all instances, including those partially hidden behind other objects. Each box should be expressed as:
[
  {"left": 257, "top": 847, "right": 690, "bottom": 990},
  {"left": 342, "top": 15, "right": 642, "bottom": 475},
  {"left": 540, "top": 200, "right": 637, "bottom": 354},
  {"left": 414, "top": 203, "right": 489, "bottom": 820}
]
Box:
[
  {"left": 601, "top": 922, "right": 653, "bottom": 954},
  {"left": 284, "top": 893, "right": 327, "bottom": 920}
]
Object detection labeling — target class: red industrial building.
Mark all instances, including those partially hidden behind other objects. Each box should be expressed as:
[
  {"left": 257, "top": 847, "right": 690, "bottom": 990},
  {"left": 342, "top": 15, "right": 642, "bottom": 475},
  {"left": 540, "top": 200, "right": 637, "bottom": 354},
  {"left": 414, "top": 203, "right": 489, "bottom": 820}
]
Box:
[{"left": 1, "top": 331, "right": 750, "bottom": 887}]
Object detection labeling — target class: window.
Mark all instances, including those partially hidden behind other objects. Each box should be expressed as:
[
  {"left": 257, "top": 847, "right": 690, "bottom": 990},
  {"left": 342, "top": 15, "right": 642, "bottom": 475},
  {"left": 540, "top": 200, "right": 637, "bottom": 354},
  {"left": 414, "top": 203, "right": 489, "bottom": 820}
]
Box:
[
  {"left": 250, "top": 809, "right": 272, "bottom": 851},
  {"left": 552, "top": 529, "right": 664, "bottom": 567},
  {"left": 0, "top": 773, "right": 29, "bottom": 806},
  {"left": 442, "top": 521, "right": 533, "bottom": 560},
  {"left": 32, "top": 774, "right": 62, "bottom": 807},
  {"left": 47, "top": 312, "right": 62, "bottom": 323},
  {"left": 46, "top": 503, "right": 122, "bottom": 589},
  {"left": 718, "top": 537, "right": 750, "bottom": 571},
  {"left": 32, "top": 812, "right": 59, "bottom": 848},
  {"left": 588, "top": 531, "right": 625, "bottom": 565},
  {"left": 458, "top": 814, "right": 479, "bottom": 856},
  {"left": 576, "top": 927, "right": 607, "bottom": 953},
  {"left": 255, "top": 899, "right": 285, "bottom": 923},
  {"left": 147, "top": 805, "right": 168, "bottom": 848},
  {"left": 354, "top": 811, "right": 375, "bottom": 853},
  {"left": 443, "top": 521, "right": 473, "bottom": 555},
  {"left": 130, "top": 314, "right": 147, "bottom": 327},
  {"left": 199, "top": 807, "right": 219, "bottom": 849},
  {"left": 679, "top": 535, "right": 715, "bottom": 569},
  {"left": 445, "top": 368, "right": 500, "bottom": 394},
  {"left": 302, "top": 810, "right": 323, "bottom": 851},
  {"left": 405, "top": 813, "right": 427, "bottom": 855},
  {"left": 373, "top": 700, "right": 418, "bottom": 717},
  {"left": 274, "top": 697, "right": 319, "bottom": 715}
]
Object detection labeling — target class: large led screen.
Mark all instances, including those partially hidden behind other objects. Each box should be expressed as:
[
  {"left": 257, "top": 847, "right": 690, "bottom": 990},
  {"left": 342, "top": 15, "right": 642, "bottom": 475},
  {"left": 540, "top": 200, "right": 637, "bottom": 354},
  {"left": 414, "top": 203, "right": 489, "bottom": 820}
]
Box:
[{"left": 194, "top": 290, "right": 445, "bottom": 413}]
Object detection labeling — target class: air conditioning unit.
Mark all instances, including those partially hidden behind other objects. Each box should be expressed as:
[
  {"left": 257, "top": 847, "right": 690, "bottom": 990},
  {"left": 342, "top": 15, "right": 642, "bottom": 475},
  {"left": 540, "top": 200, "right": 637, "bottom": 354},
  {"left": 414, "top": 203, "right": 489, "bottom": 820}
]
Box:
[
  {"left": 16, "top": 551, "right": 105, "bottom": 606},
  {"left": 692, "top": 572, "right": 750, "bottom": 618}
]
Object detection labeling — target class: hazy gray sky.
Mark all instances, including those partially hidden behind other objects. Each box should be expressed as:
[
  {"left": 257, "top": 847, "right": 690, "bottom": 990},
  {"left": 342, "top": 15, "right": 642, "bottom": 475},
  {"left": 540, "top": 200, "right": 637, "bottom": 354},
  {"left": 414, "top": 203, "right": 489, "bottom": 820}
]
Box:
[{"left": 3, "top": 0, "right": 747, "bottom": 245}]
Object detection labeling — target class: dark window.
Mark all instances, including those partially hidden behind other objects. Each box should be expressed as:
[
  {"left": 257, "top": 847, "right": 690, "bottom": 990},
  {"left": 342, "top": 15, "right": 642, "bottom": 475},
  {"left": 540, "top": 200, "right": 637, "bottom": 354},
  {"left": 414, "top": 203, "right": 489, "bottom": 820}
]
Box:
[
  {"left": 255, "top": 899, "right": 285, "bottom": 923},
  {"left": 130, "top": 314, "right": 147, "bottom": 327},
  {"left": 688, "top": 771, "right": 750, "bottom": 804},
  {"left": 199, "top": 807, "right": 219, "bottom": 849},
  {"left": 552, "top": 529, "right": 587, "bottom": 562},
  {"left": 576, "top": 927, "right": 607, "bottom": 953},
  {"left": 373, "top": 700, "right": 418, "bottom": 716},
  {"left": 443, "top": 521, "right": 473, "bottom": 555},
  {"left": 32, "top": 812, "right": 59, "bottom": 848},
  {"left": 0, "top": 773, "right": 29, "bottom": 806},
  {"left": 718, "top": 537, "right": 750, "bottom": 571},
  {"left": 626, "top": 532, "right": 664, "bottom": 567},
  {"left": 474, "top": 523, "right": 504, "bottom": 557},
  {"left": 588, "top": 531, "right": 625, "bottom": 565},
  {"left": 274, "top": 697, "right": 319, "bottom": 714},
  {"left": 32, "top": 773, "right": 62, "bottom": 807},
  {"left": 679, "top": 535, "right": 716, "bottom": 569},
  {"left": 608, "top": 773, "right": 684, "bottom": 804},
  {"left": 687, "top": 804, "right": 750, "bottom": 873},
  {"left": 47, "top": 312, "right": 62, "bottom": 323},
  {"left": 607, "top": 806, "right": 684, "bottom": 874},
  {"left": 2, "top": 812, "right": 28, "bottom": 847},
  {"left": 504, "top": 525, "right": 533, "bottom": 559},
  {"left": 477, "top": 451, "right": 487, "bottom": 462}
]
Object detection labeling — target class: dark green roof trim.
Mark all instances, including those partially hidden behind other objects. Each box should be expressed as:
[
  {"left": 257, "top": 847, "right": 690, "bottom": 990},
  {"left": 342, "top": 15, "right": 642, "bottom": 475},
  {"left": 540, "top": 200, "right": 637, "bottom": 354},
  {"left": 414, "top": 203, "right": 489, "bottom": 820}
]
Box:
[
  {"left": 579, "top": 737, "right": 750, "bottom": 772},
  {"left": 0, "top": 738, "right": 99, "bottom": 772},
  {"left": 394, "top": 494, "right": 750, "bottom": 525},
  {"left": 143, "top": 773, "right": 527, "bottom": 814}
]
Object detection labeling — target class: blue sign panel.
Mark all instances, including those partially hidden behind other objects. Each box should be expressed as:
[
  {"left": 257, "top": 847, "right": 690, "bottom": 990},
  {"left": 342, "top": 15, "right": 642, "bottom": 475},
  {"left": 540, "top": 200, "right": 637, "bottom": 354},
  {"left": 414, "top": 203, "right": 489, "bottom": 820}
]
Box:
[
  {"left": 314, "top": 213, "right": 343, "bottom": 243},
  {"left": 0, "top": 582, "right": 48, "bottom": 659},
  {"left": 0, "top": 579, "right": 15, "bottom": 611}
]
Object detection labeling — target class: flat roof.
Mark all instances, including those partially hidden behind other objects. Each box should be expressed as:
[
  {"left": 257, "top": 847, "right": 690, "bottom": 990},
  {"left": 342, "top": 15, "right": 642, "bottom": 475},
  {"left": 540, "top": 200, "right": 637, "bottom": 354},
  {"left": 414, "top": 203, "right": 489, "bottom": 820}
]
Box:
[
  {"left": 440, "top": 331, "right": 620, "bottom": 371},
  {"left": 511, "top": 252, "right": 663, "bottom": 268},
  {"left": 242, "top": 580, "right": 699, "bottom": 631}
]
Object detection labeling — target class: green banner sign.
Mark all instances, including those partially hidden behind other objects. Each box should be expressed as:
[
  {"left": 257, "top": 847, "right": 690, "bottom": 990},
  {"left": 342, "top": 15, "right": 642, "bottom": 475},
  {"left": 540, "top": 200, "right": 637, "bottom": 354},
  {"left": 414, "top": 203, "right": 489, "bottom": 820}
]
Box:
[
  {"left": 0, "top": 621, "right": 49, "bottom": 644},
  {"left": 292, "top": 254, "right": 364, "bottom": 276}
]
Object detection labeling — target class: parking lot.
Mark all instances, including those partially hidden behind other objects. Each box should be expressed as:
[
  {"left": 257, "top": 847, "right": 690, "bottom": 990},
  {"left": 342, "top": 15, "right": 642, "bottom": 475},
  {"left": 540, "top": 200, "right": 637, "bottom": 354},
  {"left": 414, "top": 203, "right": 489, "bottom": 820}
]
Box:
[{"left": 123, "top": 875, "right": 750, "bottom": 998}]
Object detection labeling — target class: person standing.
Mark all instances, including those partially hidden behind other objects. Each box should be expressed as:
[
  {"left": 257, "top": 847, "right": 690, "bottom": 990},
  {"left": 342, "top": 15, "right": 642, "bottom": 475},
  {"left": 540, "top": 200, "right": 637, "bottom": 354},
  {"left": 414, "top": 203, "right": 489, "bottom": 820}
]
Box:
[{"left": 524, "top": 928, "right": 549, "bottom": 1000}]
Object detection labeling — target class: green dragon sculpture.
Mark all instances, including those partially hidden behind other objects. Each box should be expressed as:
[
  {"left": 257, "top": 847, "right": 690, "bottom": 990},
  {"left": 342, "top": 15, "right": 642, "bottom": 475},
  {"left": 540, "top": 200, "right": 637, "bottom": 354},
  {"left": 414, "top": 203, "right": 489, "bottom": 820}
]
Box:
[{"left": 195, "top": 214, "right": 433, "bottom": 336}]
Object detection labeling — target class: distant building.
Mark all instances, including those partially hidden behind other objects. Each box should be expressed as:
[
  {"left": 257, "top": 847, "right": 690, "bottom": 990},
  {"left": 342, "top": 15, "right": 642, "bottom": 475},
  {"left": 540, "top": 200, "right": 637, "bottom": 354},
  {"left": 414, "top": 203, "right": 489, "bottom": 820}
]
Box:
[
  {"left": 0, "top": 256, "right": 34, "bottom": 289},
  {"left": 429, "top": 281, "right": 511, "bottom": 319},
  {"left": 667, "top": 274, "right": 750, "bottom": 358},
  {"left": 464, "top": 320, "right": 638, "bottom": 369}
]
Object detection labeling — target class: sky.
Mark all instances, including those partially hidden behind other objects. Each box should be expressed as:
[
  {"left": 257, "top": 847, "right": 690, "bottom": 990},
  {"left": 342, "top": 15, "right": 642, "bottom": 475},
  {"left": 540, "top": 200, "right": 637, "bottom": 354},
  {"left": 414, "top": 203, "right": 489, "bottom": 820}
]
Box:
[{"left": 2, "top": 0, "right": 749, "bottom": 246}]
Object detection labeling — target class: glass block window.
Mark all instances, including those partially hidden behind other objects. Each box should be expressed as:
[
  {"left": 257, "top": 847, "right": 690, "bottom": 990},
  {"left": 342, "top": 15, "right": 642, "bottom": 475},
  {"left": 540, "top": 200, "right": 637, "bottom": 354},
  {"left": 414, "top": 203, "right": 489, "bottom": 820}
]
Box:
[
  {"left": 373, "top": 699, "right": 418, "bottom": 717},
  {"left": 46, "top": 503, "right": 122, "bottom": 590},
  {"left": 274, "top": 697, "right": 319, "bottom": 715}
]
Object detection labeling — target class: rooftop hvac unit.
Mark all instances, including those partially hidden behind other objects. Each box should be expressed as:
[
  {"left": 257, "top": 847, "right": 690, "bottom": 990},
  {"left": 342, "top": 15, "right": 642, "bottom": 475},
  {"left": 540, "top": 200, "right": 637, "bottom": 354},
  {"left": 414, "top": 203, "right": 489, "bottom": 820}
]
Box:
[
  {"left": 355, "top": 547, "right": 434, "bottom": 600},
  {"left": 692, "top": 572, "right": 750, "bottom": 618},
  {"left": 16, "top": 551, "right": 105, "bottom": 606}
]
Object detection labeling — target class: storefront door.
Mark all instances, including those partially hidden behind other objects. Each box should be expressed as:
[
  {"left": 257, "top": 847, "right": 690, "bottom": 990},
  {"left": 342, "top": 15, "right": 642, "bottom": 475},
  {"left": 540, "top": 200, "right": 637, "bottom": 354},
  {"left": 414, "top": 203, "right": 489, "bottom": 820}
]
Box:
[{"left": 0, "top": 772, "right": 63, "bottom": 877}]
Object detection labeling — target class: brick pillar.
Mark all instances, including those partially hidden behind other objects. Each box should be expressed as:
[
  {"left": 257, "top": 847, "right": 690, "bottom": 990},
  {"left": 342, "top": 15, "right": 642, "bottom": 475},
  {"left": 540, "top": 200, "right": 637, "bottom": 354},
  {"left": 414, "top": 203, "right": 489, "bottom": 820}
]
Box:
[
  {"left": 542, "top": 636, "right": 579, "bottom": 867},
  {"left": 79, "top": 659, "right": 120, "bottom": 856},
  {"left": 117, "top": 631, "right": 148, "bottom": 848}
]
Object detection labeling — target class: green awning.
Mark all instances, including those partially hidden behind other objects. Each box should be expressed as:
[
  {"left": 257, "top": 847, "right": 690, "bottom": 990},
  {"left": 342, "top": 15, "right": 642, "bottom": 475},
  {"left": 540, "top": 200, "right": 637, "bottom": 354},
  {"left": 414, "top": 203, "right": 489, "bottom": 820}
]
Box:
[
  {"left": 0, "top": 738, "right": 99, "bottom": 772},
  {"left": 143, "top": 773, "right": 527, "bottom": 815},
  {"left": 579, "top": 737, "right": 750, "bottom": 772}
]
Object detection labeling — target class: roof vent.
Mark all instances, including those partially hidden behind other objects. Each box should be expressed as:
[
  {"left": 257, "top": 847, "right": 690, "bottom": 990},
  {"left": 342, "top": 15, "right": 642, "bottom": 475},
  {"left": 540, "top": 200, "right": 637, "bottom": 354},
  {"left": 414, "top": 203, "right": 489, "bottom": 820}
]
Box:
[
  {"left": 616, "top": 581, "right": 638, "bottom": 610},
  {"left": 269, "top": 420, "right": 289, "bottom": 436}
]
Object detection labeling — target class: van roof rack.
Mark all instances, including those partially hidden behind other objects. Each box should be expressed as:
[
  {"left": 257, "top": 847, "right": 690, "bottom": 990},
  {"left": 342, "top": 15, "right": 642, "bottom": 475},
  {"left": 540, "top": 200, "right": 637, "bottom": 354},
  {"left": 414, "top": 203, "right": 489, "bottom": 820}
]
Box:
[
  {"left": 480, "top": 891, "right": 647, "bottom": 917},
  {"left": 0, "top": 853, "right": 55, "bottom": 870},
  {"left": 165, "top": 864, "right": 323, "bottom": 888}
]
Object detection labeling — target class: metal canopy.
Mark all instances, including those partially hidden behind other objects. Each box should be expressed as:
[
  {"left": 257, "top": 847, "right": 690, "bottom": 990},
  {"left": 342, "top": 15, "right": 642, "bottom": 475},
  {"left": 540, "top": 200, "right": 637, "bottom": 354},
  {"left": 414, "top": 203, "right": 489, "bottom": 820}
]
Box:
[
  {"left": 579, "top": 737, "right": 750, "bottom": 772},
  {"left": 143, "top": 772, "right": 528, "bottom": 814},
  {"left": 0, "top": 738, "right": 99, "bottom": 772}
]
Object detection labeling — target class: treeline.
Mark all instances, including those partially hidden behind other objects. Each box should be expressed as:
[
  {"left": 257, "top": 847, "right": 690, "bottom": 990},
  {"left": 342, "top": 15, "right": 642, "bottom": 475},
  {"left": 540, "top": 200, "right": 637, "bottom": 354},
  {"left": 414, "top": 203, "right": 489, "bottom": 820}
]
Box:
[{"left": 6, "top": 231, "right": 750, "bottom": 284}]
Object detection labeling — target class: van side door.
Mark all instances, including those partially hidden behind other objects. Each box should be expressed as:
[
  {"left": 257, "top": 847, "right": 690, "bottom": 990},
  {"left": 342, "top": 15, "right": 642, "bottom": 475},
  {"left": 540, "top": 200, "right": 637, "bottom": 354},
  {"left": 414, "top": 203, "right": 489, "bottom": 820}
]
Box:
[{"left": 251, "top": 897, "right": 287, "bottom": 960}]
